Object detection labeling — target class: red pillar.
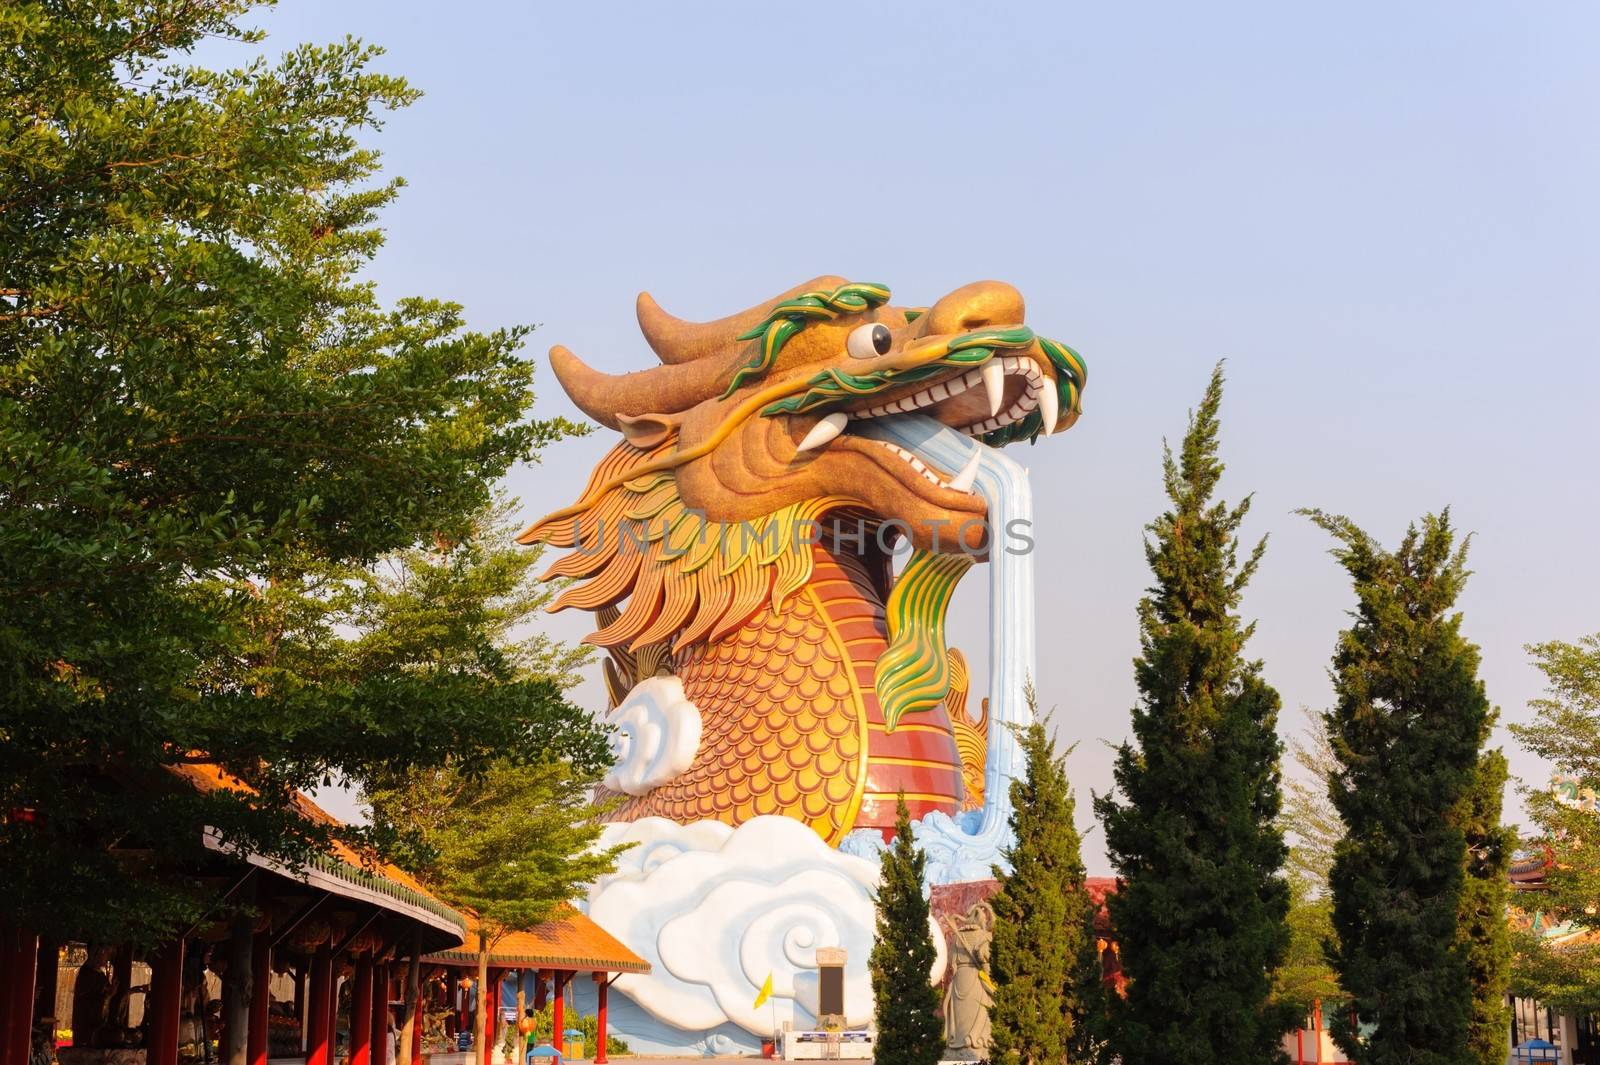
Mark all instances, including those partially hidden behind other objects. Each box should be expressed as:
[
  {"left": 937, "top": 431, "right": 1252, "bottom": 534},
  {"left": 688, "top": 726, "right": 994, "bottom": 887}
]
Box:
[
  {"left": 247, "top": 933, "right": 270, "bottom": 1065},
  {"left": 0, "top": 930, "right": 10, "bottom": 1065},
  {"left": 549, "top": 974, "right": 565, "bottom": 1057},
  {"left": 305, "top": 946, "right": 333, "bottom": 1065},
  {"left": 2, "top": 925, "right": 39, "bottom": 1065},
  {"left": 371, "top": 964, "right": 390, "bottom": 1065},
  {"left": 592, "top": 975, "right": 608, "bottom": 1065},
  {"left": 350, "top": 958, "right": 374, "bottom": 1065},
  {"left": 486, "top": 972, "right": 499, "bottom": 1061},
  {"left": 147, "top": 940, "right": 185, "bottom": 1065},
  {"left": 476, "top": 970, "right": 494, "bottom": 1065}
]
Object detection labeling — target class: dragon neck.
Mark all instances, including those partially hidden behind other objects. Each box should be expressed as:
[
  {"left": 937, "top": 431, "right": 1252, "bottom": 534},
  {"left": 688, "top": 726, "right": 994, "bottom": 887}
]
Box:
[{"left": 529, "top": 441, "right": 978, "bottom": 839}]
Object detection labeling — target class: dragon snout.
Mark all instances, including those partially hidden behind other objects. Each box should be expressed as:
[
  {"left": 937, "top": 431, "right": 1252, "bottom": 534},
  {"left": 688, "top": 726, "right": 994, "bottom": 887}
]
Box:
[{"left": 920, "top": 280, "right": 1026, "bottom": 337}]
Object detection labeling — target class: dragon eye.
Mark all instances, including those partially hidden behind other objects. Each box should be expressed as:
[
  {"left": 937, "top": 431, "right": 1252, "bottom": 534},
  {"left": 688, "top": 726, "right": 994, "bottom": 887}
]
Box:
[{"left": 846, "top": 322, "right": 893, "bottom": 359}]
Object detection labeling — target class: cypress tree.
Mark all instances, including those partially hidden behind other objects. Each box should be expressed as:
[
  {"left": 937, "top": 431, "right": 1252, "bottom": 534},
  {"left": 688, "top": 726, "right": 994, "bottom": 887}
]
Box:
[
  {"left": 870, "top": 795, "right": 944, "bottom": 1065},
  {"left": 989, "top": 694, "right": 1089, "bottom": 1065},
  {"left": 1094, "top": 365, "right": 1295, "bottom": 1065},
  {"left": 1459, "top": 749, "right": 1513, "bottom": 1065},
  {"left": 1303, "top": 510, "right": 1509, "bottom": 1065}
]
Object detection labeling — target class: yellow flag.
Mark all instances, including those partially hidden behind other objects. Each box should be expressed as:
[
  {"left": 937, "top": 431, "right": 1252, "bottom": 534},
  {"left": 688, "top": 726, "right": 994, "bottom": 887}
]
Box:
[{"left": 753, "top": 972, "right": 774, "bottom": 1010}]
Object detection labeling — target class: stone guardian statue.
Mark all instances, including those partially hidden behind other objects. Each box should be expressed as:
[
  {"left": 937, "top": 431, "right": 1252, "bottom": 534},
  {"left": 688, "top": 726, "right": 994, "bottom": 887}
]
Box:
[{"left": 942, "top": 902, "right": 995, "bottom": 1059}]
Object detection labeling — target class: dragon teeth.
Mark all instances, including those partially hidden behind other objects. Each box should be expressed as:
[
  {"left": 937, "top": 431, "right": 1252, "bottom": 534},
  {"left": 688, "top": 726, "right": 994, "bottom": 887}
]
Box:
[
  {"left": 796, "top": 412, "right": 848, "bottom": 452},
  {"left": 981, "top": 362, "right": 1005, "bottom": 417},
  {"left": 875, "top": 441, "right": 943, "bottom": 487},
  {"left": 847, "top": 351, "right": 1054, "bottom": 443},
  {"left": 1038, "top": 384, "right": 1058, "bottom": 436},
  {"left": 852, "top": 367, "right": 981, "bottom": 420},
  {"left": 947, "top": 448, "right": 981, "bottom": 493}
]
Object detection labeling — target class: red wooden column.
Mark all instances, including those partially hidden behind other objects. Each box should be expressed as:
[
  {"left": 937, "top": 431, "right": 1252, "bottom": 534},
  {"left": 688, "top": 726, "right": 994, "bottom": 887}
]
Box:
[
  {"left": 304, "top": 946, "right": 333, "bottom": 1065},
  {"left": 2, "top": 924, "right": 39, "bottom": 1065},
  {"left": 371, "top": 964, "right": 390, "bottom": 1065},
  {"left": 350, "top": 957, "right": 374, "bottom": 1065},
  {"left": 491, "top": 969, "right": 505, "bottom": 1058},
  {"left": 549, "top": 974, "right": 566, "bottom": 1056},
  {"left": 247, "top": 932, "right": 270, "bottom": 1065},
  {"left": 592, "top": 974, "right": 609, "bottom": 1065},
  {"left": 147, "top": 940, "right": 185, "bottom": 1065},
  {"left": 0, "top": 928, "right": 10, "bottom": 1065}
]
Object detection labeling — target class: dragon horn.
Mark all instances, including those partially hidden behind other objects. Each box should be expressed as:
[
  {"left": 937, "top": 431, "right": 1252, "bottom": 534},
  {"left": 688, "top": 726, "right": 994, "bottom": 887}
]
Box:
[
  {"left": 549, "top": 344, "right": 732, "bottom": 430},
  {"left": 636, "top": 275, "right": 847, "bottom": 365}
]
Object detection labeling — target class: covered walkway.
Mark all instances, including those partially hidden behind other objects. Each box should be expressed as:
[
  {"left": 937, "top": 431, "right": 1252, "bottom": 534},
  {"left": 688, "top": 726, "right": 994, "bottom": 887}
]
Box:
[
  {"left": 0, "top": 765, "right": 466, "bottom": 1065},
  {"left": 421, "top": 908, "right": 649, "bottom": 1065}
]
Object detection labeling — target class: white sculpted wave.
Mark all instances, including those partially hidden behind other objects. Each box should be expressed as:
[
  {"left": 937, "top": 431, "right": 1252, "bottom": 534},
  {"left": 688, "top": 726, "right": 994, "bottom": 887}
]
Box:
[
  {"left": 603, "top": 676, "right": 703, "bottom": 796},
  {"left": 584, "top": 816, "right": 947, "bottom": 1036}
]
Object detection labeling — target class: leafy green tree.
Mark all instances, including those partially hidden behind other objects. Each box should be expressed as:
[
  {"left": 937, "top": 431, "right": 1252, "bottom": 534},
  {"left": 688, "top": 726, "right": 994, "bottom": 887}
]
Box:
[
  {"left": 988, "top": 695, "right": 1089, "bottom": 1065},
  {"left": 354, "top": 499, "right": 612, "bottom": 1057},
  {"left": 1094, "top": 365, "right": 1295, "bottom": 1065},
  {"left": 1276, "top": 878, "right": 1342, "bottom": 1014},
  {"left": 1509, "top": 634, "right": 1600, "bottom": 1015},
  {"left": 1511, "top": 635, "right": 1600, "bottom": 934},
  {"left": 366, "top": 757, "right": 623, "bottom": 1063},
  {"left": 1511, "top": 928, "right": 1600, "bottom": 1016},
  {"left": 0, "top": 0, "right": 596, "bottom": 946},
  {"left": 1304, "top": 510, "right": 1510, "bottom": 1065},
  {"left": 1274, "top": 712, "right": 1344, "bottom": 1013},
  {"left": 870, "top": 796, "right": 943, "bottom": 1065},
  {"left": 1281, "top": 711, "right": 1343, "bottom": 895}
]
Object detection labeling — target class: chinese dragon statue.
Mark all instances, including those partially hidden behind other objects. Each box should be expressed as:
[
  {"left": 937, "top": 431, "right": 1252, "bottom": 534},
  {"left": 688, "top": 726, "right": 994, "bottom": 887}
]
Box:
[{"left": 518, "top": 277, "right": 1085, "bottom": 845}]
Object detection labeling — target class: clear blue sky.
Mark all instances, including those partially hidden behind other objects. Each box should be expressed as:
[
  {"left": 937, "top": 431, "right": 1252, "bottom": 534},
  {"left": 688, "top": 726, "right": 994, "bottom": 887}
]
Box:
[{"left": 232, "top": 1, "right": 1598, "bottom": 871}]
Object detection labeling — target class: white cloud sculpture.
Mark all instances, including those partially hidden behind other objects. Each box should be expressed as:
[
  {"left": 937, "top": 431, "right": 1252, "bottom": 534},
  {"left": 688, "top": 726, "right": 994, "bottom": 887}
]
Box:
[
  {"left": 603, "top": 676, "right": 702, "bottom": 796},
  {"left": 584, "top": 816, "right": 946, "bottom": 1037}
]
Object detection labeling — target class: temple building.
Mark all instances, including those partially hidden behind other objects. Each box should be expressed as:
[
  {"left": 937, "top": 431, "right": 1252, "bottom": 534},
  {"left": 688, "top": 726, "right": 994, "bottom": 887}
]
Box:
[{"left": 0, "top": 765, "right": 646, "bottom": 1065}]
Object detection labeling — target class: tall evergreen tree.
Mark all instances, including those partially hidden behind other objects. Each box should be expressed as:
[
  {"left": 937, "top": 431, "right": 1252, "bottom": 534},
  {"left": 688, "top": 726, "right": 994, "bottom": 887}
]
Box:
[
  {"left": 989, "top": 695, "right": 1089, "bottom": 1065},
  {"left": 1458, "top": 748, "right": 1513, "bottom": 1065},
  {"left": 870, "top": 796, "right": 944, "bottom": 1065},
  {"left": 1303, "top": 510, "right": 1509, "bottom": 1065},
  {"left": 1094, "top": 366, "right": 1295, "bottom": 1065}
]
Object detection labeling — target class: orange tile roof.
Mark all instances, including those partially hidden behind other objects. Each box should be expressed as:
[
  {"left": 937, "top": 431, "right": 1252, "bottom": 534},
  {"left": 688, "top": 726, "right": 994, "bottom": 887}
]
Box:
[
  {"left": 425, "top": 906, "right": 650, "bottom": 975},
  {"left": 167, "top": 761, "right": 464, "bottom": 935}
]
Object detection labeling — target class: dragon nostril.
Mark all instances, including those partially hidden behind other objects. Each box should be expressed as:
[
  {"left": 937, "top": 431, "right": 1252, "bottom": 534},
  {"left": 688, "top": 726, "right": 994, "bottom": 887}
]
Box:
[{"left": 924, "top": 281, "right": 1025, "bottom": 337}]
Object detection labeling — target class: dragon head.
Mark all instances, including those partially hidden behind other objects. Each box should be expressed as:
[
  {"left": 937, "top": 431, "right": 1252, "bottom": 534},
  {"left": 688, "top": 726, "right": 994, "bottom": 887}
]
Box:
[
  {"left": 536, "top": 276, "right": 1085, "bottom": 554},
  {"left": 518, "top": 279, "right": 1085, "bottom": 731}
]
